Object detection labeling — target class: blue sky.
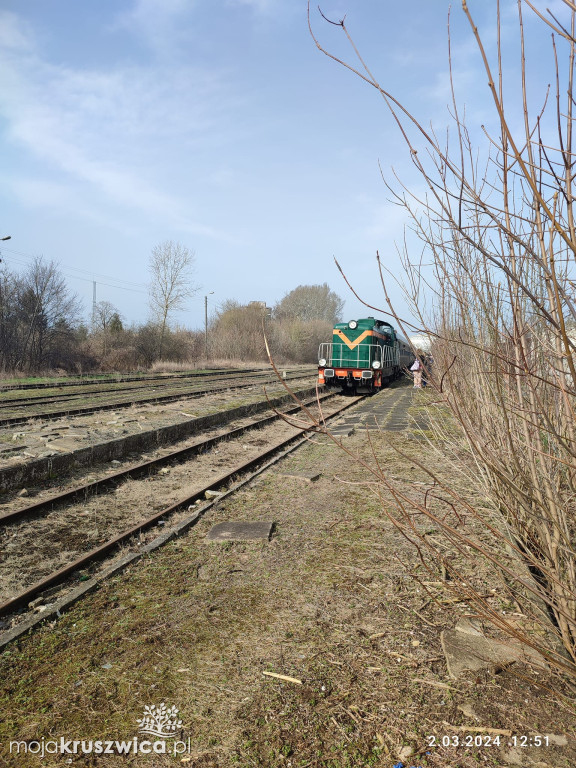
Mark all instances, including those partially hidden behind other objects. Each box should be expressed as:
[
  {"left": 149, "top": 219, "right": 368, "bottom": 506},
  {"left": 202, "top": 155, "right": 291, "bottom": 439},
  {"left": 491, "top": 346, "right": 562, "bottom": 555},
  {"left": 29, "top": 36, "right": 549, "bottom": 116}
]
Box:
[{"left": 0, "top": 1, "right": 558, "bottom": 330}]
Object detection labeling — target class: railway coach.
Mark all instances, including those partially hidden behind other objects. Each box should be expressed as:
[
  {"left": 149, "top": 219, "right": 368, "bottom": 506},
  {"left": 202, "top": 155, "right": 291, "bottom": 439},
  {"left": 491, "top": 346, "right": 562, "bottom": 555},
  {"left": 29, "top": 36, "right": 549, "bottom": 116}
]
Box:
[{"left": 318, "top": 317, "right": 413, "bottom": 393}]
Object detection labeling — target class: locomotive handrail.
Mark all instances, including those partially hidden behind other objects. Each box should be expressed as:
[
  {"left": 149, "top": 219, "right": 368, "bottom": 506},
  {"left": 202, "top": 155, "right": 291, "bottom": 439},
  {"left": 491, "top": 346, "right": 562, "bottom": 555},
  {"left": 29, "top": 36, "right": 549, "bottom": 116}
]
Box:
[
  {"left": 318, "top": 342, "right": 390, "bottom": 368},
  {"left": 318, "top": 342, "right": 388, "bottom": 368}
]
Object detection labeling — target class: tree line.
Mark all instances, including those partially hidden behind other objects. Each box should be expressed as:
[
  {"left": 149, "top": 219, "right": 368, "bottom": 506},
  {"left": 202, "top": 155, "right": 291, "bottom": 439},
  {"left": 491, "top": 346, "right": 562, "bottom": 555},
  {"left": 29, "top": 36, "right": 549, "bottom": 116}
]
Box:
[
  {"left": 0, "top": 258, "right": 82, "bottom": 372},
  {"left": 0, "top": 247, "right": 343, "bottom": 373}
]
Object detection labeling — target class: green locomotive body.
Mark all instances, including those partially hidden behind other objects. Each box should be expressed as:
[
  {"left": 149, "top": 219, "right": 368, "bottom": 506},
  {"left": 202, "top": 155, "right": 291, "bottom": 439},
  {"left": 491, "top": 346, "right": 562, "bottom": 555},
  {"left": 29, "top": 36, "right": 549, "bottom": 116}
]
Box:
[{"left": 318, "top": 317, "right": 412, "bottom": 393}]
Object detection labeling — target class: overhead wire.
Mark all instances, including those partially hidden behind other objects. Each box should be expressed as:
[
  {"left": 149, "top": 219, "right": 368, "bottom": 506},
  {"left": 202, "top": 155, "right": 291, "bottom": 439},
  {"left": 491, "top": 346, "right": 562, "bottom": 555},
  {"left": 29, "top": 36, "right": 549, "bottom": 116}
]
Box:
[
  {"left": 0, "top": 244, "right": 216, "bottom": 321},
  {"left": 0, "top": 246, "right": 149, "bottom": 294}
]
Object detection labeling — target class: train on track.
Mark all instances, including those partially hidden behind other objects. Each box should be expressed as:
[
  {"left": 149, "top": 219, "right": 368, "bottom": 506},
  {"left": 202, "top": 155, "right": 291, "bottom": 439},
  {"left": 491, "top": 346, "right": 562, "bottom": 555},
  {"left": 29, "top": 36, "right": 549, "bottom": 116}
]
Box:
[{"left": 318, "top": 317, "right": 413, "bottom": 394}]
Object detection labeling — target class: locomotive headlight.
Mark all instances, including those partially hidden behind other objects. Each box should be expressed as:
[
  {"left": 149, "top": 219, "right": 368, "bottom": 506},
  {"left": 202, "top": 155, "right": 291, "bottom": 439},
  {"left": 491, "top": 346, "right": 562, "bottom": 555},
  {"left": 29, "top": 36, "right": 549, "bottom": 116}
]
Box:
[
  {"left": 372, "top": 360, "right": 381, "bottom": 369},
  {"left": 319, "top": 358, "right": 327, "bottom": 367},
  {"left": 348, "top": 320, "right": 358, "bottom": 329}
]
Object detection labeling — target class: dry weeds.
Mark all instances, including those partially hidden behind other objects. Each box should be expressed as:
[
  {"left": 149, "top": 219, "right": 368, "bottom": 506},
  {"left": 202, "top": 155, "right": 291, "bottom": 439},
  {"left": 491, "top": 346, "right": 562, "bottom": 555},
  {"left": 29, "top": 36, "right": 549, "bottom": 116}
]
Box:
[{"left": 0, "top": 394, "right": 574, "bottom": 767}]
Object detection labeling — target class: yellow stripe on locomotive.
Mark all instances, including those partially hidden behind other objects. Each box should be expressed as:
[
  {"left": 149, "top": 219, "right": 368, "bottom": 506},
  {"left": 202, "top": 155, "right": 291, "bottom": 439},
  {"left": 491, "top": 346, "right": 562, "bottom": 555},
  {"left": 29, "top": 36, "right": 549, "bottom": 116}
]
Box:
[{"left": 318, "top": 317, "right": 412, "bottom": 393}]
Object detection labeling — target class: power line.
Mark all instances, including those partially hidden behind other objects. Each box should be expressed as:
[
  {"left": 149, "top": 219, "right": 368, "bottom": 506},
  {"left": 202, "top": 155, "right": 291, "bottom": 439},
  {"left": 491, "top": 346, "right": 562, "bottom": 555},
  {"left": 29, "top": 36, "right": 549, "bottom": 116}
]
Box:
[
  {"left": 0, "top": 249, "right": 149, "bottom": 295},
  {"left": 1, "top": 246, "right": 149, "bottom": 288},
  {"left": 0, "top": 246, "right": 210, "bottom": 310}
]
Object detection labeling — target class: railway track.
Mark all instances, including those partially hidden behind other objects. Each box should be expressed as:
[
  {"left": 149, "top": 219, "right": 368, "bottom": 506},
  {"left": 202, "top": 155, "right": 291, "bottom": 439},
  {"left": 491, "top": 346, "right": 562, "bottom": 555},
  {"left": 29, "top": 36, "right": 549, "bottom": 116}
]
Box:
[
  {"left": 0, "top": 382, "right": 324, "bottom": 493},
  {"left": 0, "top": 368, "right": 315, "bottom": 427},
  {"left": 0, "top": 367, "right": 275, "bottom": 405},
  {"left": 0, "top": 391, "right": 364, "bottom": 643},
  {"left": 0, "top": 366, "right": 262, "bottom": 392},
  {"left": 0, "top": 390, "right": 337, "bottom": 528}
]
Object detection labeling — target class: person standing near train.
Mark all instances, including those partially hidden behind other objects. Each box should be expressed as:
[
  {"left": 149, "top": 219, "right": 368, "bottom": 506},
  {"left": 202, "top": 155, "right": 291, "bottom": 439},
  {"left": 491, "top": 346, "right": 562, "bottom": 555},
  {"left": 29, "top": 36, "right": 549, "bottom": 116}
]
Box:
[
  {"left": 410, "top": 349, "right": 424, "bottom": 388},
  {"left": 422, "top": 352, "right": 434, "bottom": 387}
]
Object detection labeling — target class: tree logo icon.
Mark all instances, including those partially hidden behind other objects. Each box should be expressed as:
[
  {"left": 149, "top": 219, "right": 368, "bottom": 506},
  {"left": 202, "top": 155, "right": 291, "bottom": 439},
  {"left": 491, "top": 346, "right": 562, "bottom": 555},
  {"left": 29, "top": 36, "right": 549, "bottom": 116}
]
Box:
[{"left": 137, "top": 703, "right": 182, "bottom": 738}]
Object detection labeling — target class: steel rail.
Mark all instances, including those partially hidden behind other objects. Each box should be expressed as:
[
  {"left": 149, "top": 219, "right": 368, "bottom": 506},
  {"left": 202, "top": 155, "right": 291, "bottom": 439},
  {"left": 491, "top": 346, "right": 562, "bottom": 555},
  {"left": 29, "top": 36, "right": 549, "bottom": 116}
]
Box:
[
  {"left": 0, "top": 371, "right": 315, "bottom": 428},
  {"left": 0, "top": 394, "right": 363, "bottom": 619},
  {"left": 0, "top": 391, "right": 338, "bottom": 526},
  {"left": 0, "top": 367, "right": 263, "bottom": 393},
  {"left": 0, "top": 367, "right": 300, "bottom": 406}
]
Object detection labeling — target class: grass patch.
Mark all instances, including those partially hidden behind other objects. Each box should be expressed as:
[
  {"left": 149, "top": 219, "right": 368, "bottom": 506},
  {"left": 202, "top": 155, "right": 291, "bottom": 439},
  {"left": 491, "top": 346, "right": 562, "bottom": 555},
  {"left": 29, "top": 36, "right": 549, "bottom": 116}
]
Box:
[{"left": 1, "top": 406, "right": 575, "bottom": 766}]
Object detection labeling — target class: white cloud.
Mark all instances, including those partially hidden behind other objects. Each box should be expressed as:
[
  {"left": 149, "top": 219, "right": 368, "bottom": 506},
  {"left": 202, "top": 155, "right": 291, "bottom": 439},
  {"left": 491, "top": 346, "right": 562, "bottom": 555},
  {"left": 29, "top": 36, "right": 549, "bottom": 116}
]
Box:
[
  {"left": 0, "top": 9, "right": 233, "bottom": 239},
  {"left": 114, "top": 0, "right": 193, "bottom": 55},
  {"left": 9, "top": 176, "right": 138, "bottom": 235},
  {"left": 129, "top": 0, "right": 190, "bottom": 19},
  {"left": 0, "top": 11, "right": 34, "bottom": 53}
]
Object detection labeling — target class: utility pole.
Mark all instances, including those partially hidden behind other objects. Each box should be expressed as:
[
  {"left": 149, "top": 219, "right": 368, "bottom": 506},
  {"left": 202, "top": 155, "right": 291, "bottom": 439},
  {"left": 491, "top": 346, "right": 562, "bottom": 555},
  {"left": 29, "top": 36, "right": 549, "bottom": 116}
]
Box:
[
  {"left": 205, "top": 291, "right": 214, "bottom": 360},
  {"left": 0, "top": 238, "right": 10, "bottom": 367},
  {"left": 92, "top": 281, "right": 97, "bottom": 328},
  {"left": 0, "top": 234, "right": 10, "bottom": 262}
]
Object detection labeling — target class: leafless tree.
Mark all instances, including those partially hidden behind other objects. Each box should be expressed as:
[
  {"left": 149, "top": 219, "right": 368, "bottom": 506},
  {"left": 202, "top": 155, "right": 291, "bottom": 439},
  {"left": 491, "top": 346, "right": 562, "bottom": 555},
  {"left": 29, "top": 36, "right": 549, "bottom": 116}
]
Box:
[
  {"left": 92, "top": 300, "right": 121, "bottom": 334},
  {"left": 273, "top": 317, "right": 334, "bottom": 362},
  {"left": 91, "top": 300, "right": 124, "bottom": 358},
  {"left": 274, "top": 283, "right": 344, "bottom": 324},
  {"left": 148, "top": 240, "right": 198, "bottom": 356},
  {"left": 16, "top": 258, "right": 82, "bottom": 371},
  {"left": 0, "top": 264, "right": 20, "bottom": 371}
]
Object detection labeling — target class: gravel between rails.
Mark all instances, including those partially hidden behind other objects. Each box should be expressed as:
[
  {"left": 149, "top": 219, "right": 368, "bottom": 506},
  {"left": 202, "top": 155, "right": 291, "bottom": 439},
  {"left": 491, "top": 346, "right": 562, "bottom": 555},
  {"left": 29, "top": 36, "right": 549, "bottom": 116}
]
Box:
[
  {"left": 0, "top": 394, "right": 350, "bottom": 620},
  {"left": 0, "top": 369, "right": 315, "bottom": 426},
  {"left": 0, "top": 366, "right": 308, "bottom": 407},
  {"left": 0, "top": 366, "right": 266, "bottom": 395},
  {"left": 0, "top": 375, "right": 316, "bottom": 472}
]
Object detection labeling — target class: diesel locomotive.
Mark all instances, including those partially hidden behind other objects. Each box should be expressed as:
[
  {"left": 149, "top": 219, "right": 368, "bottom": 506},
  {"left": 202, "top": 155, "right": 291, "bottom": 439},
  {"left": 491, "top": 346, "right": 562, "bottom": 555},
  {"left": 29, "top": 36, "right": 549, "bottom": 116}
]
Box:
[{"left": 318, "top": 317, "right": 413, "bottom": 393}]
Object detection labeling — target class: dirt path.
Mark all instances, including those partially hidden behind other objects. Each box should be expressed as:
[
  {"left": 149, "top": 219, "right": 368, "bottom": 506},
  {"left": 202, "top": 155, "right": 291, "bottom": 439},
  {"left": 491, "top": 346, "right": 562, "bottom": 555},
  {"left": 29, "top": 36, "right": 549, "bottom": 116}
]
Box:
[{"left": 0, "top": 387, "right": 574, "bottom": 767}]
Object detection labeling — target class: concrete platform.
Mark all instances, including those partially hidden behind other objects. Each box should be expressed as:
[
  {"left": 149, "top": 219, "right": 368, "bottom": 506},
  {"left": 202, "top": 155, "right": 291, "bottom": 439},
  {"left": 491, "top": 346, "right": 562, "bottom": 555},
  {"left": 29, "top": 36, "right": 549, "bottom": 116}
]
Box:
[
  {"left": 330, "top": 426, "right": 355, "bottom": 437},
  {"left": 340, "top": 387, "right": 414, "bottom": 432}
]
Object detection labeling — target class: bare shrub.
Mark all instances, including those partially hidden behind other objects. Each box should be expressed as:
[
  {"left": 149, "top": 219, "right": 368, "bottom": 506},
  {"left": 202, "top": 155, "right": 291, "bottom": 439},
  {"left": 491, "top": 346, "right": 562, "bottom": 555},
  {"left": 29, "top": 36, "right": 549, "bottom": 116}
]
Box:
[
  {"left": 198, "top": 357, "right": 267, "bottom": 369},
  {"left": 209, "top": 291, "right": 341, "bottom": 364},
  {"left": 209, "top": 301, "right": 270, "bottom": 360},
  {"left": 309, "top": 1, "right": 576, "bottom": 682},
  {"left": 273, "top": 317, "right": 334, "bottom": 363},
  {"left": 96, "top": 345, "right": 140, "bottom": 372},
  {"left": 149, "top": 360, "right": 196, "bottom": 373}
]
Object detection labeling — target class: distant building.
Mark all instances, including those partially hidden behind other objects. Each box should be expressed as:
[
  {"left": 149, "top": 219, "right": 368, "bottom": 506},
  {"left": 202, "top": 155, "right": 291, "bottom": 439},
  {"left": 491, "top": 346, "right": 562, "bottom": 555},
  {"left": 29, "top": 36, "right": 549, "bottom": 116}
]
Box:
[{"left": 249, "top": 301, "right": 272, "bottom": 318}]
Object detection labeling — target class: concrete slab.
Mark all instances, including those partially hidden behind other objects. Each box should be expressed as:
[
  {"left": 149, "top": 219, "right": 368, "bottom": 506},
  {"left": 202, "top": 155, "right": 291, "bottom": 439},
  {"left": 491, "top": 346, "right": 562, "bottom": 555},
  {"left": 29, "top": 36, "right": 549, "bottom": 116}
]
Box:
[
  {"left": 441, "top": 623, "right": 544, "bottom": 679},
  {"left": 0, "top": 444, "right": 28, "bottom": 455},
  {"left": 278, "top": 470, "right": 321, "bottom": 482},
  {"left": 47, "top": 438, "right": 82, "bottom": 453},
  {"left": 206, "top": 521, "right": 274, "bottom": 542},
  {"left": 454, "top": 617, "right": 484, "bottom": 635},
  {"left": 330, "top": 427, "right": 355, "bottom": 437}
]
